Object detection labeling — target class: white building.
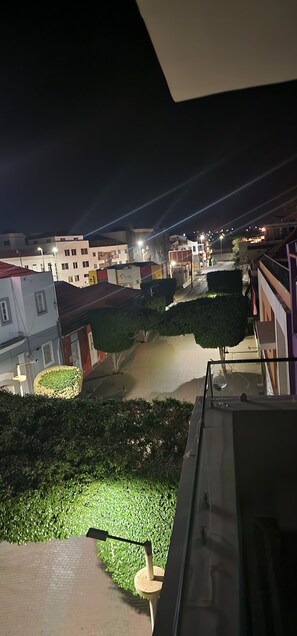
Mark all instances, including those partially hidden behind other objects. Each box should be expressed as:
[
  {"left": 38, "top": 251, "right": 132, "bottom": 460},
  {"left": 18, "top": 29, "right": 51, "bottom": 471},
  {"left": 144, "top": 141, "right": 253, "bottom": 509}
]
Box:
[
  {"left": 0, "top": 233, "right": 130, "bottom": 287},
  {"left": 0, "top": 262, "right": 61, "bottom": 395}
]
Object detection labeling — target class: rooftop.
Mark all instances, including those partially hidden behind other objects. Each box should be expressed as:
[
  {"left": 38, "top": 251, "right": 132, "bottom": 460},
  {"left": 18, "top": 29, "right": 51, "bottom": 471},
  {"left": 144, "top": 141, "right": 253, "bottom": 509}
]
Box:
[
  {"left": 55, "top": 281, "right": 141, "bottom": 334},
  {"left": 0, "top": 261, "right": 36, "bottom": 279}
]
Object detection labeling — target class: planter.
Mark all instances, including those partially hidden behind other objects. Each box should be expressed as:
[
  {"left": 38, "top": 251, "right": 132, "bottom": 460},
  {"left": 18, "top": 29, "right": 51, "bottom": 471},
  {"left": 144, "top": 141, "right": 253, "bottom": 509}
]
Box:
[{"left": 33, "top": 365, "right": 83, "bottom": 399}]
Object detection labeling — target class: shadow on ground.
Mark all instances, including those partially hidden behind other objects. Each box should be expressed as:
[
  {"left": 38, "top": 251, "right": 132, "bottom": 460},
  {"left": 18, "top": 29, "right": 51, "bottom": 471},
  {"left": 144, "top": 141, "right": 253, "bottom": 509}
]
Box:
[{"left": 97, "top": 561, "right": 150, "bottom": 617}]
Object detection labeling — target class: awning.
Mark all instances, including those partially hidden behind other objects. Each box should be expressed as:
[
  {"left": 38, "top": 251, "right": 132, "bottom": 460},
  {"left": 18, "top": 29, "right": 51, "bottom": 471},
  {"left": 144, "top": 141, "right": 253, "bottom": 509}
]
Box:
[{"left": 255, "top": 321, "right": 276, "bottom": 349}]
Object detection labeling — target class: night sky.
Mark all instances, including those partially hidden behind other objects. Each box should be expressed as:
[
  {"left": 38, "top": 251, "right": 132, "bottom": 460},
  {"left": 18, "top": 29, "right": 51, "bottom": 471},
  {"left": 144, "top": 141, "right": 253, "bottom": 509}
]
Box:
[{"left": 1, "top": 2, "right": 297, "bottom": 237}]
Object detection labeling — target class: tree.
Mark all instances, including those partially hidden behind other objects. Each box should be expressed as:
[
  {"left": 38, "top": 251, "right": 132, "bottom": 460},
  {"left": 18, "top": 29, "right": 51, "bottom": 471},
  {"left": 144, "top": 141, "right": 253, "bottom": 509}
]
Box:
[
  {"left": 158, "top": 295, "right": 248, "bottom": 365},
  {"left": 89, "top": 308, "right": 136, "bottom": 372},
  {"left": 140, "top": 278, "right": 177, "bottom": 306},
  {"left": 193, "top": 295, "right": 249, "bottom": 365},
  {"left": 207, "top": 269, "right": 242, "bottom": 295}
]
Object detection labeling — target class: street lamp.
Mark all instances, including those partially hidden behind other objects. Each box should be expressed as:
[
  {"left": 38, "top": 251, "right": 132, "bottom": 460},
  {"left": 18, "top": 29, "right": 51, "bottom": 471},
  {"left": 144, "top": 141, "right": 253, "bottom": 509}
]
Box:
[
  {"left": 13, "top": 360, "right": 37, "bottom": 397},
  {"left": 219, "top": 234, "right": 224, "bottom": 258},
  {"left": 37, "top": 247, "right": 45, "bottom": 271},
  {"left": 52, "top": 247, "right": 58, "bottom": 280},
  {"left": 86, "top": 527, "right": 164, "bottom": 633},
  {"left": 137, "top": 240, "right": 144, "bottom": 261}
]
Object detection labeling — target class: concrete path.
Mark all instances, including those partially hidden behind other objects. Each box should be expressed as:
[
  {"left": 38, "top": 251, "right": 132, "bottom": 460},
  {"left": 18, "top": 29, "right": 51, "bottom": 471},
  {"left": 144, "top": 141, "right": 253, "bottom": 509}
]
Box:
[
  {"left": 0, "top": 537, "right": 150, "bottom": 636},
  {"left": 81, "top": 333, "right": 260, "bottom": 403}
]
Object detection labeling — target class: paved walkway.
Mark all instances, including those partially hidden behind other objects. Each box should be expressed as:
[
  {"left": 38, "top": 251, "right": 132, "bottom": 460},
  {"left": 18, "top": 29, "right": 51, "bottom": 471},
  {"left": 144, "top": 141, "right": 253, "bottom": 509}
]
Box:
[
  {"left": 0, "top": 537, "right": 150, "bottom": 636},
  {"left": 81, "top": 333, "right": 260, "bottom": 403}
]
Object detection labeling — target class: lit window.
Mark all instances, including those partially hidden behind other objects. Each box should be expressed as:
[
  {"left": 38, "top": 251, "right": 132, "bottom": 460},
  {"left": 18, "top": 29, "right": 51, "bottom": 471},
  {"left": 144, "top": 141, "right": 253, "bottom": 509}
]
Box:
[
  {"left": 82, "top": 261, "right": 89, "bottom": 267},
  {"left": 61, "top": 263, "right": 69, "bottom": 270},
  {"left": 35, "top": 291, "right": 47, "bottom": 315},
  {"left": 0, "top": 297, "right": 12, "bottom": 325},
  {"left": 42, "top": 342, "right": 53, "bottom": 367}
]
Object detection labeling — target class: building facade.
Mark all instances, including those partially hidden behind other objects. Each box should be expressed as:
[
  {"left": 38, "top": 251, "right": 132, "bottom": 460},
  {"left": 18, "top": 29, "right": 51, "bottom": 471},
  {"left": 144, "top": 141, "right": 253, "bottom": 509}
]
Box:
[{"left": 0, "top": 263, "right": 61, "bottom": 395}]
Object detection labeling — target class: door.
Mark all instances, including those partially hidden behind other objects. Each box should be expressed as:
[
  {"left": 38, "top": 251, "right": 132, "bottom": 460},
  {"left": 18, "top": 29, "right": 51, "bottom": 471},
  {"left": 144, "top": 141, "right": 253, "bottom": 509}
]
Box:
[
  {"left": 88, "top": 331, "right": 98, "bottom": 366},
  {"left": 70, "top": 334, "right": 82, "bottom": 369}
]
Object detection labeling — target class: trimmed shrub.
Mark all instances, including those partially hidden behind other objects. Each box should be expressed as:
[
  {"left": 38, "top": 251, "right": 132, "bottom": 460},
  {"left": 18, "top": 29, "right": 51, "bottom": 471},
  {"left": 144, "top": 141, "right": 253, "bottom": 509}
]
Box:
[
  {"left": 0, "top": 392, "right": 191, "bottom": 593},
  {"left": 33, "top": 366, "right": 83, "bottom": 398},
  {"left": 207, "top": 269, "right": 242, "bottom": 295},
  {"left": 193, "top": 295, "right": 249, "bottom": 348}
]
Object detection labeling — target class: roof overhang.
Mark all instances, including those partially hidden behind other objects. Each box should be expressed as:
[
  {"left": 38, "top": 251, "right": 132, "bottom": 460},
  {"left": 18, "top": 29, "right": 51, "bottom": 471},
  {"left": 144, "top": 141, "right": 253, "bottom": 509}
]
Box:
[
  {"left": 255, "top": 320, "right": 276, "bottom": 349},
  {"left": 136, "top": 0, "right": 297, "bottom": 101}
]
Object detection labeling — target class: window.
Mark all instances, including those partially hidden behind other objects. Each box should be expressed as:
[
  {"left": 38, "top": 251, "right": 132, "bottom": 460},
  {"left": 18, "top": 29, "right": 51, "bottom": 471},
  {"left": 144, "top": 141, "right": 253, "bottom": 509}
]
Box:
[
  {"left": 42, "top": 342, "right": 53, "bottom": 367},
  {"left": 74, "top": 275, "right": 80, "bottom": 281},
  {"left": 33, "top": 240, "right": 38, "bottom": 244},
  {"left": 46, "top": 238, "right": 52, "bottom": 243},
  {"left": 61, "top": 263, "right": 69, "bottom": 270},
  {"left": 82, "top": 261, "right": 89, "bottom": 267},
  {"left": 35, "top": 291, "right": 47, "bottom": 315},
  {"left": 94, "top": 263, "right": 98, "bottom": 268},
  {"left": 48, "top": 263, "right": 52, "bottom": 271},
  {"left": 60, "top": 238, "right": 66, "bottom": 241},
  {"left": 4, "top": 240, "right": 10, "bottom": 246},
  {"left": 71, "top": 249, "right": 76, "bottom": 256},
  {"left": 84, "top": 273, "right": 88, "bottom": 278},
  {"left": 74, "top": 237, "right": 79, "bottom": 240},
  {"left": 81, "top": 248, "right": 88, "bottom": 255},
  {"left": 73, "top": 262, "right": 78, "bottom": 269},
  {"left": 92, "top": 252, "right": 96, "bottom": 257},
  {"left": 0, "top": 298, "right": 12, "bottom": 325},
  {"left": 64, "top": 249, "right": 70, "bottom": 256},
  {"left": 68, "top": 276, "right": 73, "bottom": 283}
]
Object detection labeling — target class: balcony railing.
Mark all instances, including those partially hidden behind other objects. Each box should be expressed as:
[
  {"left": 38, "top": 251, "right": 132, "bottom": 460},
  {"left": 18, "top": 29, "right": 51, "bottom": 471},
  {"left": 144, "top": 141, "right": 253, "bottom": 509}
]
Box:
[
  {"left": 260, "top": 254, "right": 290, "bottom": 290},
  {"left": 154, "top": 356, "right": 297, "bottom": 636}
]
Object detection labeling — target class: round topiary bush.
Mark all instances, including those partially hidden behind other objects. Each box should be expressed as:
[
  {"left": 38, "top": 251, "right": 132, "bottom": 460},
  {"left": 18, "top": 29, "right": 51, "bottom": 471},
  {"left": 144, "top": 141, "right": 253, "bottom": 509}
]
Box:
[{"left": 33, "top": 365, "right": 83, "bottom": 399}]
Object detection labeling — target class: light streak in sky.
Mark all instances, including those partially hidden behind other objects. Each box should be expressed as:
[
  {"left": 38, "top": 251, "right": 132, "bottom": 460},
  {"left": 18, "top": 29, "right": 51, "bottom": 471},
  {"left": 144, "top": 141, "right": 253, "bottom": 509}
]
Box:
[
  {"left": 85, "top": 172, "right": 203, "bottom": 237},
  {"left": 150, "top": 152, "right": 297, "bottom": 241}
]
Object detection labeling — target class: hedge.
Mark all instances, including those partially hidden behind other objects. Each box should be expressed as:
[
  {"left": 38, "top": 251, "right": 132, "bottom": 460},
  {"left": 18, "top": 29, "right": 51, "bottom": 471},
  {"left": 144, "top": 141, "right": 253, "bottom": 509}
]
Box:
[
  {"left": 206, "top": 269, "right": 242, "bottom": 294},
  {"left": 0, "top": 392, "right": 192, "bottom": 594}
]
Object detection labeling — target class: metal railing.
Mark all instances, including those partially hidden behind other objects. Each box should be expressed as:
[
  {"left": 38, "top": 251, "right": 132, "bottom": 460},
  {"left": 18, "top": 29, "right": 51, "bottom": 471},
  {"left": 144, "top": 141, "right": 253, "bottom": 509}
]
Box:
[
  {"left": 154, "top": 356, "right": 297, "bottom": 635},
  {"left": 260, "top": 255, "right": 290, "bottom": 290}
]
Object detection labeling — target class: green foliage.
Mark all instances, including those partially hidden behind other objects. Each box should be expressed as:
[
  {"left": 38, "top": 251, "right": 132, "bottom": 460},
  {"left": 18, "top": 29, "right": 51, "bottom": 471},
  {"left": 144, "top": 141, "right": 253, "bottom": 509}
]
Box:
[
  {"left": 207, "top": 269, "right": 242, "bottom": 294},
  {"left": 158, "top": 295, "right": 248, "bottom": 349},
  {"left": 34, "top": 366, "right": 83, "bottom": 398},
  {"left": 193, "top": 295, "right": 249, "bottom": 348},
  {"left": 89, "top": 308, "right": 136, "bottom": 353},
  {"left": 158, "top": 300, "right": 199, "bottom": 336},
  {"left": 140, "top": 278, "right": 177, "bottom": 306},
  {"left": 0, "top": 392, "right": 191, "bottom": 592},
  {"left": 144, "top": 296, "right": 166, "bottom": 313}
]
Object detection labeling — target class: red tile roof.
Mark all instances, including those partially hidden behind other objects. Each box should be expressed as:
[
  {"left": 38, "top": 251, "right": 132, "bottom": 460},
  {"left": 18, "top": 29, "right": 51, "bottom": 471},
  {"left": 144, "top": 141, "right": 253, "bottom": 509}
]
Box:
[
  {"left": 55, "top": 281, "right": 141, "bottom": 334},
  {"left": 0, "top": 261, "right": 36, "bottom": 279}
]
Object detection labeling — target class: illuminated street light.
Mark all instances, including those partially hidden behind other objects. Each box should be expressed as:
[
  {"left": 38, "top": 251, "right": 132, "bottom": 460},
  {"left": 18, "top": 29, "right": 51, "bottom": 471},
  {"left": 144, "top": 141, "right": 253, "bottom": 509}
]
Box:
[
  {"left": 37, "top": 247, "right": 45, "bottom": 271},
  {"left": 52, "top": 247, "right": 58, "bottom": 280},
  {"left": 219, "top": 234, "right": 224, "bottom": 258},
  {"left": 87, "top": 527, "right": 164, "bottom": 633},
  {"left": 200, "top": 233, "right": 205, "bottom": 241}
]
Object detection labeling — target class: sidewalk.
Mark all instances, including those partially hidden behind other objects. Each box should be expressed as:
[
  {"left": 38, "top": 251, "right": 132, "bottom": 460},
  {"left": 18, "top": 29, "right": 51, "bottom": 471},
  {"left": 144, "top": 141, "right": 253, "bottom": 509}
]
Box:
[{"left": 0, "top": 537, "right": 150, "bottom": 636}]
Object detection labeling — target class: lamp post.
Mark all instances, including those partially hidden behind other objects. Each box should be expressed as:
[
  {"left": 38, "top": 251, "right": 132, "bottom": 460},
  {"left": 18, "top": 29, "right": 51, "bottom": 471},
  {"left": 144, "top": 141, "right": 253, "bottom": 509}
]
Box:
[
  {"left": 220, "top": 234, "right": 224, "bottom": 259},
  {"left": 137, "top": 240, "right": 144, "bottom": 261},
  {"left": 87, "top": 527, "right": 164, "bottom": 633},
  {"left": 13, "top": 360, "right": 37, "bottom": 397},
  {"left": 52, "top": 247, "right": 58, "bottom": 281},
  {"left": 37, "top": 246, "right": 45, "bottom": 272}
]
